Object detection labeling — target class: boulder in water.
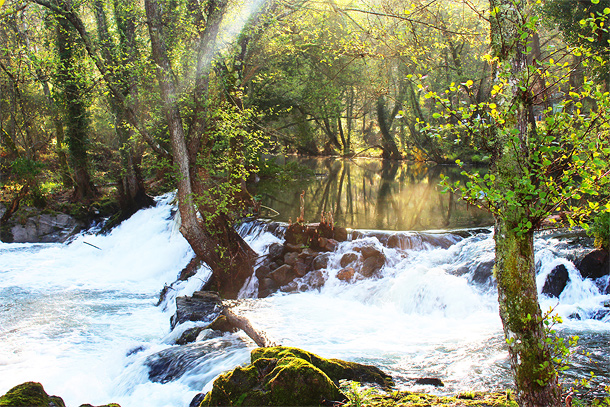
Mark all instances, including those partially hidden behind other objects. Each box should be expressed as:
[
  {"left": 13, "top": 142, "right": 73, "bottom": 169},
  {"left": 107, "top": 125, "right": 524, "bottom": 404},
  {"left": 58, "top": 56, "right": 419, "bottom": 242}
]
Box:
[
  {"left": 170, "top": 291, "right": 223, "bottom": 329},
  {"left": 414, "top": 377, "right": 445, "bottom": 387},
  {"left": 284, "top": 251, "right": 299, "bottom": 266},
  {"left": 337, "top": 267, "right": 355, "bottom": 282},
  {"left": 577, "top": 249, "right": 609, "bottom": 280},
  {"left": 268, "top": 242, "right": 284, "bottom": 261},
  {"left": 199, "top": 347, "right": 393, "bottom": 407},
  {"left": 0, "top": 382, "right": 65, "bottom": 407},
  {"left": 469, "top": 260, "right": 495, "bottom": 286},
  {"left": 146, "top": 338, "right": 243, "bottom": 383},
  {"left": 269, "top": 264, "right": 297, "bottom": 286},
  {"left": 360, "top": 254, "right": 385, "bottom": 278},
  {"left": 541, "top": 264, "right": 570, "bottom": 298},
  {"left": 313, "top": 253, "right": 331, "bottom": 270},
  {"left": 1, "top": 209, "right": 83, "bottom": 243},
  {"left": 340, "top": 252, "right": 359, "bottom": 268}
]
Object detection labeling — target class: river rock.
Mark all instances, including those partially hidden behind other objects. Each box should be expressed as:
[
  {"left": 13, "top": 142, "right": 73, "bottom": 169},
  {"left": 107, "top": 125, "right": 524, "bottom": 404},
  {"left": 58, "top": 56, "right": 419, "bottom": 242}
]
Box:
[
  {"left": 387, "top": 234, "right": 401, "bottom": 249},
  {"left": 176, "top": 327, "right": 206, "bottom": 345},
  {"left": 0, "top": 382, "right": 66, "bottom": 407},
  {"left": 285, "top": 243, "right": 306, "bottom": 252},
  {"left": 323, "top": 238, "right": 339, "bottom": 252},
  {"left": 469, "top": 260, "right": 495, "bottom": 286},
  {"left": 258, "top": 277, "right": 279, "bottom": 298},
  {"left": 255, "top": 264, "right": 271, "bottom": 280},
  {"left": 340, "top": 252, "right": 359, "bottom": 268},
  {"left": 313, "top": 253, "right": 331, "bottom": 270},
  {"left": 359, "top": 244, "right": 382, "bottom": 259},
  {"left": 199, "top": 347, "right": 393, "bottom": 406},
  {"left": 1, "top": 210, "right": 83, "bottom": 243},
  {"left": 268, "top": 242, "right": 284, "bottom": 261},
  {"left": 303, "top": 270, "right": 327, "bottom": 289},
  {"left": 360, "top": 253, "right": 385, "bottom": 277},
  {"left": 269, "top": 264, "right": 296, "bottom": 286},
  {"left": 170, "top": 291, "right": 223, "bottom": 329},
  {"left": 337, "top": 267, "right": 355, "bottom": 282},
  {"left": 146, "top": 338, "right": 244, "bottom": 383},
  {"left": 541, "top": 264, "right": 570, "bottom": 298},
  {"left": 577, "top": 249, "right": 609, "bottom": 280},
  {"left": 414, "top": 377, "right": 444, "bottom": 387},
  {"left": 284, "top": 251, "right": 299, "bottom": 266},
  {"left": 334, "top": 226, "right": 348, "bottom": 242},
  {"left": 294, "top": 260, "right": 309, "bottom": 277}
]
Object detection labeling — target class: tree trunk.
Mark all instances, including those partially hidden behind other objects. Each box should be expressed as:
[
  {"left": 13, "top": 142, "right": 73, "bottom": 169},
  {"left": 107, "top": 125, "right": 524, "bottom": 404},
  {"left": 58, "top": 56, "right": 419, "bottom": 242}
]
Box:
[
  {"left": 494, "top": 220, "right": 561, "bottom": 406},
  {"left": 145, "top": 0, "right": 254, "bottom": 299},
  {"left": 489, "top": 0, "right": 562, "bottom": 404},
  {"left": 376, "top": 96, "right": 401, "bottom": 160},
  {"left": 55, "top": 1, "right": 97, "bottom": 202},
  {"left": 94, "top": 0, "right": 153, "bottom": 217}
]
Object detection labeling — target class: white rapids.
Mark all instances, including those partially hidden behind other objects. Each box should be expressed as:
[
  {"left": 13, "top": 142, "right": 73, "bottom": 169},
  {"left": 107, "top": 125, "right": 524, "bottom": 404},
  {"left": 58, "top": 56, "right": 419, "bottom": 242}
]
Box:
[{"left": 1, "top": 195, "right": 608, "bottom": 406}]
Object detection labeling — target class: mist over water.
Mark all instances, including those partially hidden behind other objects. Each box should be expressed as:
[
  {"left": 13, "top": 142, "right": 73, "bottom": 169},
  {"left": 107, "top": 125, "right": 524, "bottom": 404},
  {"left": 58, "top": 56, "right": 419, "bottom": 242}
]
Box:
[{"left": 0, "top": 192, "right": 609, "bottom": 406}]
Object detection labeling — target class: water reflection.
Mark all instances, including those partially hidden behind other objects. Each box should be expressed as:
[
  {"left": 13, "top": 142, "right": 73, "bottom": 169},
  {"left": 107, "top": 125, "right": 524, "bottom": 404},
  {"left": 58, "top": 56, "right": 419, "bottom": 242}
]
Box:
[{"left": 254, "top": 157, "right": 492, "bottom": 231}]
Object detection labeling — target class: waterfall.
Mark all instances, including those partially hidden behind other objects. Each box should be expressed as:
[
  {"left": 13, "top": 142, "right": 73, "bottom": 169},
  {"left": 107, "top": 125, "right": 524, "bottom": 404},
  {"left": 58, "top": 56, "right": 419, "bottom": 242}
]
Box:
[{"left": 1, "top": 198, "right": 608, "bottom": 406}]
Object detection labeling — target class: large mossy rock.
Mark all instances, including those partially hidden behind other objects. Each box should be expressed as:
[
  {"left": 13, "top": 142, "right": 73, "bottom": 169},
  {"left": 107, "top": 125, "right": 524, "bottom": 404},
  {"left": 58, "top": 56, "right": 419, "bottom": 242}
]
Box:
[
  {"left": 0, "top": 382, "right": 65, "bottom": 407},
  {"left": 200, "top": 346, "right": 393, "bottom": 406}
]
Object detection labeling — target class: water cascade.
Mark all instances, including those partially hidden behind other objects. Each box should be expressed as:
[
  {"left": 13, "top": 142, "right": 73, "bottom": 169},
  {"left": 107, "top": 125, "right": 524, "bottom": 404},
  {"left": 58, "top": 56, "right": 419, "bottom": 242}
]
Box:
[{"left": 1, "top": 195, "right": 608, "bottom": 406}]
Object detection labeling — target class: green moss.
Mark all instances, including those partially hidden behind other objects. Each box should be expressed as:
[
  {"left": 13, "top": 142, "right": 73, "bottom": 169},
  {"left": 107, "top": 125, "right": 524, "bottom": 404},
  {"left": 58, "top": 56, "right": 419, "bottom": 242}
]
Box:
[
  {"left": 342, "top": 389, "right": 518, "bottom": 407},
  {"left": 252, "top": 346, "right": 394, "bottom": 389},
  {"left": 266, "top": 356, "right": 343, "bottom": 405},
  {"left": 0, "top": 382, "right": 64, "bottom": 407},
  {"left": 203, "top": 347, "right": 371, "bottom": 406}
]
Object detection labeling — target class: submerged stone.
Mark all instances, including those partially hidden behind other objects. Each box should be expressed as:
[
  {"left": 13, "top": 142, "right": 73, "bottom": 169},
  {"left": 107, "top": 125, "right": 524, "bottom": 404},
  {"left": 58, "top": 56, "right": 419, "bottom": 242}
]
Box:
[{"left": 199, "top": 346, "right": 393, "bottom": 406}]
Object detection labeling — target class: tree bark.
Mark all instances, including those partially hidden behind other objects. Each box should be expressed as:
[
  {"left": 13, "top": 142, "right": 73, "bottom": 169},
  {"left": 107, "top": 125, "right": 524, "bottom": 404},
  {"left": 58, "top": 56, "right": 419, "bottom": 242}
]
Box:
[
  {"left": 94, "top": 0, "right": 154, "bottom": 217},
  {"left": 55, "top": 0, "right": 97, "bottom": 202},
  {"left": 489, "top": 0, "right": 562, "bottom": 405},
  {"left": 145, "top": 0, "right": 254, "bottom": 299},
  {"left": 495, "top": 220, "right": 561, "bottom": 407},
  {"left": 376, "top": 95, "right": 401, "bottom": 160}
]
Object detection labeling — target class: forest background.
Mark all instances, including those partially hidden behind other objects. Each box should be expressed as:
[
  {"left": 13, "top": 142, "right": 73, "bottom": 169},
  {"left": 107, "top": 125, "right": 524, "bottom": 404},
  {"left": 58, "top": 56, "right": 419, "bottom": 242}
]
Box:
[{"left": 1, "top": 0, "right": 610, "bottom": 406}]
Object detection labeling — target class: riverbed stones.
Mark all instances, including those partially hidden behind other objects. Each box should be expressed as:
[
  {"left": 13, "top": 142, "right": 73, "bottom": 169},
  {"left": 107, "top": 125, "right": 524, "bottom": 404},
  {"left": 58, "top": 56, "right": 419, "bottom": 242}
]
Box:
[
  {"left": 414, "top": 377, "right": 445, "bottom": 387},
  {"left": 284, "top": 251, "right": 299, "bottom": 266},
  {"left": 1, "top": 210, "right": 83, "bottom": 243},
  {"left": 146, "top": 338, "right": 245, "bottom": 384},
  {"left": 360, "top": 254, "right": 385, "bottom": 277},
  {"left": 171, "top": 291, "right": 223, "bottom": 329}
]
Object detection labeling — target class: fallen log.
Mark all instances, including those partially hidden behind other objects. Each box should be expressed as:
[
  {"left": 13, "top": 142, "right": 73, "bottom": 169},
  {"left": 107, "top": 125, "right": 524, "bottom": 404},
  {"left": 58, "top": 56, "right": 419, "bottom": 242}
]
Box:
[{"left": 221, "top": 307, "right": 273, "bottom": 348}]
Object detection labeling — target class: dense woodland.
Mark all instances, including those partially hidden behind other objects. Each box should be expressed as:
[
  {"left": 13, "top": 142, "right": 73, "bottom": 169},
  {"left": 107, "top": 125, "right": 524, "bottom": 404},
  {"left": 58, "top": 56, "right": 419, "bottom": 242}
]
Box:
[{"left": 1, "top": 0, "right": 610, "bottom": 406}]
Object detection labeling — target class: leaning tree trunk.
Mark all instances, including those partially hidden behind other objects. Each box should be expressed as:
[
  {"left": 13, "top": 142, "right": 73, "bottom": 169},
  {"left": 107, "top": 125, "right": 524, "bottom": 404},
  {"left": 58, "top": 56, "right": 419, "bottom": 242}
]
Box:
[{"left": 145, "top": 0, "right": 254, "bottom": 298}]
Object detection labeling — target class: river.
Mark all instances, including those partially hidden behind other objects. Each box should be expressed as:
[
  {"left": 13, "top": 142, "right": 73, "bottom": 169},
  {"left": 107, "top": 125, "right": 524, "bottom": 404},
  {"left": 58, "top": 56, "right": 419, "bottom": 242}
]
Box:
[{"left": 0, "top": 160, "right": 609, "bottom": 407}]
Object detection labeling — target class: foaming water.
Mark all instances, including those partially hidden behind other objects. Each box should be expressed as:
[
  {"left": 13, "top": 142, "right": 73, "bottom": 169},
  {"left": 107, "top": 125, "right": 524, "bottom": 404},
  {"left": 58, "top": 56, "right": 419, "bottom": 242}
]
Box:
[
  {"left": 1, "top": 201, "right": 609, "bottom": 405},
  {"left": 0, "top": 194, "right": 202, "bottom": 407}
]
